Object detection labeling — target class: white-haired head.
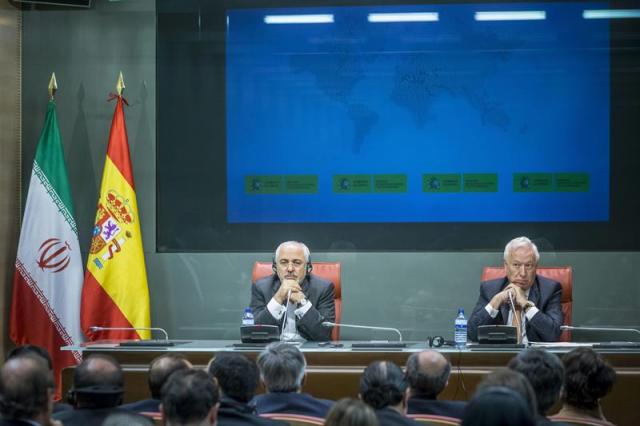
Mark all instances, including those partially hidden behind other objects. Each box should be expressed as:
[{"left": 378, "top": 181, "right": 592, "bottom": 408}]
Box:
[
  {"left": 503, "top": 237, "right": 540, "bottom": 263},
  {"left": 275, "top": 241, "right": 310, "bottom": 263}
]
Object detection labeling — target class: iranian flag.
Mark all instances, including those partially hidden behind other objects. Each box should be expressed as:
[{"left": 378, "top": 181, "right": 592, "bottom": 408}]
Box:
[{"left": 10, "top": 99, "right": 84, "bottom": 394}]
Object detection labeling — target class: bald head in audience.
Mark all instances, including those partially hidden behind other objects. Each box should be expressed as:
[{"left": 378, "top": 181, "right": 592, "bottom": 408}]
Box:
[
  {"left": 0, "top": 355, "right": 56, "bottom": 425},
  {"left": 72, "top": 354, "right": 124, "bottom": 408}
]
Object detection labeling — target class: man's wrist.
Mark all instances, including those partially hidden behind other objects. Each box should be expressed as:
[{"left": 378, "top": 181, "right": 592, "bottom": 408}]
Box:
[
  {"left": 297, "top": 298, "right": 308, "bottom": 308},
  {"left": 524, "top": 301, "right": 535, "bottom": 313}
]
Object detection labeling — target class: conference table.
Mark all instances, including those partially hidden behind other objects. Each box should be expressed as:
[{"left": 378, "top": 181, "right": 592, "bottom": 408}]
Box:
[{"left": 62, "top": 340, "right": 640, "bottom": 425}]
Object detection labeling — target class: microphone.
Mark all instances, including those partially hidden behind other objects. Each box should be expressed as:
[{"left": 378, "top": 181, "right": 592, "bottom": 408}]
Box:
[
  {"left": 88, "top": 326, "right": 170, "bottom": 341},
  {"left": 560, "top": 325, "right": 640, "bottom": 335},
  {"left": 321, "top": 321, "right": 403, "bottom": 342},
  {"left": 280, "top": 288, "right": 293, "bottom": 342}
]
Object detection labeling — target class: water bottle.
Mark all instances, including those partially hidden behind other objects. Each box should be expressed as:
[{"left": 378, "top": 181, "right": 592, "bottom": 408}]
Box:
[
  {"left": 242, "top": 307, "right": 254, "bottom": 326},
  {"left": 454, "top": 308, "right": 467, "bottom": 348}
]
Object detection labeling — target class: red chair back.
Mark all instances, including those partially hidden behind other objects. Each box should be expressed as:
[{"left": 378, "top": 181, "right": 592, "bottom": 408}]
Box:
[
  {"left": 481, "top": 266, "right": 573, "bottom": 342},
  {"left": 252, "top": 262, "right": 342, "bottom": 341}
]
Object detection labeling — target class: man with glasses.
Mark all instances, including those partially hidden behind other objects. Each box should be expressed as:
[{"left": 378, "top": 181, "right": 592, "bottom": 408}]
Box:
[
  {"left": 467, "top": 236, "right": 563, "bottom": 343},
  {"left": 251, "top": 241, "right": 336, "bottom": 341}
]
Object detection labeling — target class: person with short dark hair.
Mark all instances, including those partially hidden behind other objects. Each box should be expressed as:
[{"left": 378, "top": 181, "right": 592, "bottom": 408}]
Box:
[
  {"left": 475, "top": 369, "right": 538, "bottom": 418},
  {"left": 251, "top": 342, "right": 333, "bottom": 418},
  {"left": 6, "top": 345, "right": 72, "bottom": 414},
  {"left": 325, "top": 398, "right": 379, "bottom": 426},
  {"left": 405, "top": 350, "right": 466, "bottom": 419},
  {"left": 6, "top": 345, "right": 53, "bottom": 369},
  {"left": 121, "top": 353, "right": 192, "bottom": 414},
  {"left": 507, "top": 348, "right": 564, "bottom": 424},
  {"left": 207, "top": 353, "right": 285, "bottom": 425},
  {"left": 359, "top": 361, "right": 419, "bottom": 425},
  {"left": 161, "top": 369, "right": 220, "bottom": 426},
  {"left": 0, "top": 355, "right": 58, "bottom": 426},
  {"left": 54, "top": 354, "right": 148, "bottom": 426},
  {"left": 550, "top": 347, "right": 616, "bottom": 425},
  {"left": 462, "top": 386, "right": 536, "bottom": 426}
]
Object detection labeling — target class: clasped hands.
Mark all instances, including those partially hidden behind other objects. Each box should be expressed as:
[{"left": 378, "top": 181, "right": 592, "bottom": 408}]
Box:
[
  {"left": 274, "top": 279, "right": 306, "bottom": 305},
  {"left": 489, "top": 283, "right": 528, "bottom": 311}
]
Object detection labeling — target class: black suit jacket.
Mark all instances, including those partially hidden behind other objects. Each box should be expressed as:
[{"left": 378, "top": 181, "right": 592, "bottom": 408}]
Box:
[
  {"left": 251, "top": 274, "right": 336, "bottom": 341},
  {"left": 0, "top": 420, "right": 41, "bottom": 426},
  {"left": 217, "top": 397, "right": 287, "bottom": 426},
  {"left": 120, "top": 398, "right": 160, "bottom": 414},
  {"left": 467, "top": 275, "right": 563, "bottom": 342},
  {"left": 53, "top": 407, "right": 151, "bottom": 426},
  {"left": 250, "top": 392, "right": 333, "bottom": 418},
  {"left": 407, "top": 396, "right": 466, "bottom": 419},
  {"left": 375, "top": 408, "right": 420, "bottom": 425}
]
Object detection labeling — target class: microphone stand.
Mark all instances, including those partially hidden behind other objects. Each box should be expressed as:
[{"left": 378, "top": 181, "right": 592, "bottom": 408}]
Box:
[
  {"left": 89, "top": 326, "right": 170, "bottom": 341},
  {"left": 322, "top": 321, "right": 403, "bottom": 342},
  {"left": 560, "top": 325, "right": 640, "bottom": 335}
]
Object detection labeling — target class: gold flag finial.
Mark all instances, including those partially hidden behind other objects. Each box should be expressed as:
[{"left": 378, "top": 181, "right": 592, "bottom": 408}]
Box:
[
  {"left": 116, "top": 71, "right": 125, "bottom": 96},
  {"left": 48, "top": 72, "right": 57, "bottom": 100}
]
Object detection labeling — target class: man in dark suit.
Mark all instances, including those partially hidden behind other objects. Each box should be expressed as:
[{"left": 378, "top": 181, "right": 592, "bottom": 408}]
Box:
[
  {"left": 508, "top": 348, "right": 566, "bottom": 426},
  {"left": 251, "top": 241, "right": 335, "bottom": 341},
  {"left": 121, "top": 353, "right": 192, "bottom": 414},
  {"left": 405, "top": 350, "right": 466, "bottom": 419},
  {"left": 251, "top": 342, "right": 333, "bottom": 418},
  {"left": 208, "top": 353, "right": 285, "bottom": 425},
  {"left": 6, "top": 345, "right": 72, "bottom": 414},
  {"left": 161, "top": 369, "right": 220, "bottom": 426},
  {"left": 0, "top": 355, "right": 59, "bottom": 426},
  {"left": 360, "top": 361, "right": 419, "bottom": 426},
  {"left": 467, "top": 236, "right": 563, "bottom": 343},
  {"left": 53, "top": 354, "right": 149, "bottom": 426}
]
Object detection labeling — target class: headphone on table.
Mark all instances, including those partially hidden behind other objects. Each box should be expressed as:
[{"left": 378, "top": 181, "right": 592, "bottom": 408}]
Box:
[{"left": 428, "top": 335, "right": 446, "bottom": 348}]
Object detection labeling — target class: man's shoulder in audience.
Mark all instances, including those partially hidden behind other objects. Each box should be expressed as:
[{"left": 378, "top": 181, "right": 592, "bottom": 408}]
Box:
[
  {"left": 120, "top": 398, "right": 161, "bottom": 414},
  {"left": 407, "top": 397, "right": 466, "bottom": 419},
  {"left": 53, "top": 407, "right": 148, "bottom": 426},
  {"left": 375, "top": 407, "right": 421, "bottom": 425},
  {"left": 251, "top": 392, "right": 333, "bottom": 418},
  {"left": 218, "top": 397, "right": 287, "bottom": 426}
]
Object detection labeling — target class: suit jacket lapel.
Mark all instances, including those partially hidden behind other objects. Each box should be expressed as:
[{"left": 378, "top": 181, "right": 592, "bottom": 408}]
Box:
[{"left": 529, "top": 276, "right": 541, "bottom": 305}]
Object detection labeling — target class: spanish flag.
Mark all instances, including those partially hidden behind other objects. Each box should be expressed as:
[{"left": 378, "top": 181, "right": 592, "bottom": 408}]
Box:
[{"left": 81, "top": 82, "right": 150, "bottom": 340}]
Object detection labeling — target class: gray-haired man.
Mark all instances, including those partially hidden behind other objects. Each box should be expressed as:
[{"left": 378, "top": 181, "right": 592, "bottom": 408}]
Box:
[
  {"left": 467, "top": 236, "right": 564, "bottom": 343},
  {"left": 250, "top": 342, "right": 333, "bottom": 418}
]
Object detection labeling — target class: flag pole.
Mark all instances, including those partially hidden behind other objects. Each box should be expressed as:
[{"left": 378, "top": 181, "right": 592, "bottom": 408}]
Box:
[{"left": 48, "top": 72, "right": 57, "bottom": 100}]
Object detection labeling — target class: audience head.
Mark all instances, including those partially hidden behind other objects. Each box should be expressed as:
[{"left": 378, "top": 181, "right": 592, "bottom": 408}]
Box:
[
  {"left": 257, "top": 342, "right": 306, "bottom": 393},
  {"left": 476, "top": 368, "right": 537, "bottom": 417},
  {"left": 71, "top": 354, "right": 124, "bottom": 408},
  {"left": 507, "top": 347, "right": 564, "bottom": 415},
  {"left": 562, "top": 347, "right": 616, "bottom": 411},
  {"left": 359, "top": 361, "right": 408, "bottom": 411},
  {"left": 462, "top": 386, "right": 536, "bottom": 426},
  {"left": 0, "top": 355, "right": 54, "bottom": 421},
  {"left": 148, "top": 353, "right": 192, "bottom": 399},
  {"left": 405, "top": 350, "right": 451, "bottom": 399},
  {"left": 208, "top": 353, "right": 260, "bottom": 403},
  {"left": 6, "top": 345, "right": 53, "bottom": 370},
  {"left": 161, "top": 369, "right": 220, "bottom": 426},
  {"left": 325, "top": 398, "right": 379, "bottom": 426}
]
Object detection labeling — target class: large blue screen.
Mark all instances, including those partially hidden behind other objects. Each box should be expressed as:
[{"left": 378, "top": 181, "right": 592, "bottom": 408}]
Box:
[{"left": 226, "top": 2, "right": 609, "bottom": 223}]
